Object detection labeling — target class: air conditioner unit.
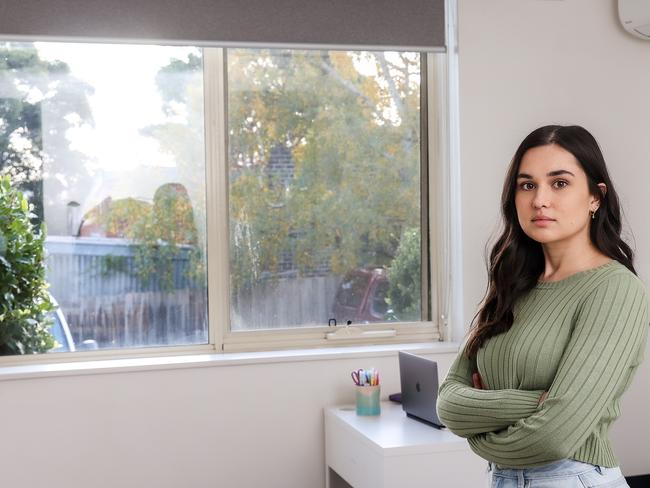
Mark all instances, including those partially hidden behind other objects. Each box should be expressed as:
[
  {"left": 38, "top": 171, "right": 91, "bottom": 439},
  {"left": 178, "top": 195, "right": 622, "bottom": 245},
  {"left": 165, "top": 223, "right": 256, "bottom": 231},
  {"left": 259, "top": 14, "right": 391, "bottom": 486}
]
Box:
[{"left": 618, "top": 0, "right": 650, "bottom": 40}]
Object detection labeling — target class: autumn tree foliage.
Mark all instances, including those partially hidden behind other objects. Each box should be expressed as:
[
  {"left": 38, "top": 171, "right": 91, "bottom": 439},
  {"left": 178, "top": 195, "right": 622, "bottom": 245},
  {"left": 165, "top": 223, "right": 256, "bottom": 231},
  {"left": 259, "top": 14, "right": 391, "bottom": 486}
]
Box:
[{"left": 149, "top": 49, "right": 422, "bottom": 316}]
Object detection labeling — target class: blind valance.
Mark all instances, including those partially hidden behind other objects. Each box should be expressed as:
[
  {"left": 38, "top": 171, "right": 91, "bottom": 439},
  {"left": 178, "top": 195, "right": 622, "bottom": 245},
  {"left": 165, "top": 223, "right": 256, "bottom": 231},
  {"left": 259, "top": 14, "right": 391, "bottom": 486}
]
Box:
[{"left": 0, "top": 0, "right": 445, "bottom": 51}]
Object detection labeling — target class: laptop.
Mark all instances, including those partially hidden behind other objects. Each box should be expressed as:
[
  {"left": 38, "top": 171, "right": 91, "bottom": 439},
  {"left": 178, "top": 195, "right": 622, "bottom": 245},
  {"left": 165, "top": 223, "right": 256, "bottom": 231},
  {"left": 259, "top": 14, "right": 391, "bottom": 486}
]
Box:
[{"left": 398, "top": 351, "right": 446, "bottom": 429}]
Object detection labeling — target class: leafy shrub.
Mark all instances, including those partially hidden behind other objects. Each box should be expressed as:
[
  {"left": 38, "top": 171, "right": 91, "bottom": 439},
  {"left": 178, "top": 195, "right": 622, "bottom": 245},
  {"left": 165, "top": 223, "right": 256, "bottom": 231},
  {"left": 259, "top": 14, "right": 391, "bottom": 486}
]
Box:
[
  {"left": 0, "top": 175, "right": 55, "bottom": 354},
  {"left": 386, "top": 227, "right": 421, "bottom": 321}
]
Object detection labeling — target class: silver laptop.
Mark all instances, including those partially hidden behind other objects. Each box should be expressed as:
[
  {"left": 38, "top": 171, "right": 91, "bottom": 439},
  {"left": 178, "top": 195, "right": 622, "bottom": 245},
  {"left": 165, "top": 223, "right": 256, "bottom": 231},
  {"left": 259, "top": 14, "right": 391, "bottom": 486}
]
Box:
[{"left": 398, "top": 351, "right": 446, "bottom": 429}]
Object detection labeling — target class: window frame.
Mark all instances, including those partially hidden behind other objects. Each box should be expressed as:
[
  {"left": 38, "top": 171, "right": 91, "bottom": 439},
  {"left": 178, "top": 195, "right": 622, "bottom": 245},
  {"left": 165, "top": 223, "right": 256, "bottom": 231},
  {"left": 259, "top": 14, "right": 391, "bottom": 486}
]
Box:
[
  {"left": 215, "top": 48, "right": 449, "bottom": 353},
  {"left": 0, "top": 12, "right": 458, "bottom": 364}
]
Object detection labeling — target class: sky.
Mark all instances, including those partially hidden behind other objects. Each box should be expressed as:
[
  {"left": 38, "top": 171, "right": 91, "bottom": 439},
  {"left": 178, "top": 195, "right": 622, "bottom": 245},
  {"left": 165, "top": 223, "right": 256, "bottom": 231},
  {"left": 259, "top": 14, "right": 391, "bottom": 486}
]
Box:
[
  {"left": 35, "top": 42, "right": 197, "bottom": 172},
  {"left": 20, "top": 42, "right": 418, "bottom": 230},
  {"left": 31, "top": 43, "right": 417, "bottom": 175}
]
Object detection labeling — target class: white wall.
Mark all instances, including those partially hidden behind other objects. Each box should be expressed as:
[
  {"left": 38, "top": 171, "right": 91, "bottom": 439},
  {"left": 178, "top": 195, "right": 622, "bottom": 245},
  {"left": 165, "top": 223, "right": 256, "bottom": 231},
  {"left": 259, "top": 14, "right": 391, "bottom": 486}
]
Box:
[
  {"left": 0, "top": 350, "right": 454, "bottom": 488},
  {"left": 1, "top": 1, "right": 649, "bottom": 487}
]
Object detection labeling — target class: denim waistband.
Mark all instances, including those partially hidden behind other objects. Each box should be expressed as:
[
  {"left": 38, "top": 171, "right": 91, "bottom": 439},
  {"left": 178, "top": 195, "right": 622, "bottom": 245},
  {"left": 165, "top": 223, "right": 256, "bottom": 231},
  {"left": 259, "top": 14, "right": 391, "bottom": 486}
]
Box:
[{"left": 487, "top": 458, "right": 602, "bottom": 479}]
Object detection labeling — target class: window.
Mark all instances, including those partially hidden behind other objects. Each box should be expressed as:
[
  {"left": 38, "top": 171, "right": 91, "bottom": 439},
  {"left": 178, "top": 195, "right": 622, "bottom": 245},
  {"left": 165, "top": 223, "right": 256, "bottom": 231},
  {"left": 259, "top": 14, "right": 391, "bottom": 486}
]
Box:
[
  {"left": 0, "top": 42, "right": 208, "bottom": 355},
  {"left": 371, "top": 281, "right": 390, "bottom": 318},
  {"left": 227, "top": 49, "right": 424, "bottom": 332},
  {"left": 0, "top": 40, "right": 450, "bottom": 358}
]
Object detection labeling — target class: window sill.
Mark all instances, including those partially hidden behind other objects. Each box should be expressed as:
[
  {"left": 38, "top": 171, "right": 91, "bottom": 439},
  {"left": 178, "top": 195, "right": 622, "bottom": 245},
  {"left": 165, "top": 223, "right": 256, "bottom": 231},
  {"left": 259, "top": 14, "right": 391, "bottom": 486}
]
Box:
[{"left": 0, "top": 341, "right": 462, "bottom": 382}]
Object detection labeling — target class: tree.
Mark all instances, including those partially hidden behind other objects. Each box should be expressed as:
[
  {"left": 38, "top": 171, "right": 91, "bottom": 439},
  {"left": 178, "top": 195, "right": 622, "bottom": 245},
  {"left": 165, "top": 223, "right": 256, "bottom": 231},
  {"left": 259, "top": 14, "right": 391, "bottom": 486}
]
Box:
[
  {"left": 386, "top": 227, "right": 421, "bottom": 321},
  {"left": 128, "top": 182, "right": 204, "bottom": 291},
  {"left": 227, "top": 49, "right": 421, "bottom": 291},
  {"left": 133, "top": 52, "right": 207, "bottom": 291},
  {"left": 78, "top": 184, "right": 204, "bottom": 291},
  {"left": 146, "top": 48, "right": 422, "bottom": 297},
  {"left": 0, "top": 42, "right": 94, "bottom": 226},
  {"left": 0, "top": 175, "right": 55, "bottom": 354}
]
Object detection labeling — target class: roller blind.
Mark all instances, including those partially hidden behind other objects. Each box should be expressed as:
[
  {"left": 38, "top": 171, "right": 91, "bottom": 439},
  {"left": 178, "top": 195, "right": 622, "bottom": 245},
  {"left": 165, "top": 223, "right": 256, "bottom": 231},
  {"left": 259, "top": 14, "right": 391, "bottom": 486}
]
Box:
[{"left": 0, "top": 0, "right": 445, "bottom": 51}]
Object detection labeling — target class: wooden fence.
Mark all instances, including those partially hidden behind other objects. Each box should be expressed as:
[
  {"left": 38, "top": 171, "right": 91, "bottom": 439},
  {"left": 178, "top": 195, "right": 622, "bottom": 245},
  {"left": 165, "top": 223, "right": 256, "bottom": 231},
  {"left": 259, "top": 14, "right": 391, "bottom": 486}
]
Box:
[
  {"left": 45, "top": 236, "right": 341, "bottom": 348},
  {"left": 230, "top": 274, "right": 340, "bottom": 330},
  {"left": 45, "top": 236, "right": 207, "bottom": 348}
]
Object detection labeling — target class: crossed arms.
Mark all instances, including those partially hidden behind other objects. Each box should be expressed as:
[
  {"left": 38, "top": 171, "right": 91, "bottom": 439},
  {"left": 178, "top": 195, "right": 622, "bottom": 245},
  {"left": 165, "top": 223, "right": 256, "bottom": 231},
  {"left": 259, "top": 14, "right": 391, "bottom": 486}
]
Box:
[{"left": 436, "top": 274, "right": 648, "bottom": 467}]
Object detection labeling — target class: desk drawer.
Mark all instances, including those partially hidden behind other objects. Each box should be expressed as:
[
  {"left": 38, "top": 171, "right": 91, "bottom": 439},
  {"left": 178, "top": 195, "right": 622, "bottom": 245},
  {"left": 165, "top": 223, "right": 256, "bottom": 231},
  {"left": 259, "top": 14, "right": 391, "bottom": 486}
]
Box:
[{"left": 326, "top": 416, "right": 383, "bottom": 488}]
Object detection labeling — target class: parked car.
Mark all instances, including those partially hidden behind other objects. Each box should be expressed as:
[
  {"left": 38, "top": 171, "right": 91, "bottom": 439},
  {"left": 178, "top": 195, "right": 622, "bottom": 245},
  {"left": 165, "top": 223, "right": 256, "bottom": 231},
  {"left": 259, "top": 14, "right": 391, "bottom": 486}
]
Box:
[
  {"left": 331, "top": 267, "right": 391, "bottom": 324},
  {"left": 48, "top": 297, "right": 98, "bottom": 353}
]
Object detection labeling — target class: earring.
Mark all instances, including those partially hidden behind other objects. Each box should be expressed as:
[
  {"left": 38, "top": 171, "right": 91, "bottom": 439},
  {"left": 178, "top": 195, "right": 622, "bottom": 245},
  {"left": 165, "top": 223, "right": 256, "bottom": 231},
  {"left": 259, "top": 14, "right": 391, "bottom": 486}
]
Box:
[{"left": 590, "top": 209, "right": 597, "bottom": 220}]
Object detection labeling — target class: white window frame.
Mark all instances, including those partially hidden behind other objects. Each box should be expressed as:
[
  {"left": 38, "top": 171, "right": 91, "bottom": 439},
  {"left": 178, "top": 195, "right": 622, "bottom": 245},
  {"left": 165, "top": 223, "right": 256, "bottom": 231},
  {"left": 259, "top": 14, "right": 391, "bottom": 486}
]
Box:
[
  {"left": 0, "top": 0, "right": 459, "bottom": 363},
  {"left": 213, "top": 47, "right": 454, "bottom": 353}
]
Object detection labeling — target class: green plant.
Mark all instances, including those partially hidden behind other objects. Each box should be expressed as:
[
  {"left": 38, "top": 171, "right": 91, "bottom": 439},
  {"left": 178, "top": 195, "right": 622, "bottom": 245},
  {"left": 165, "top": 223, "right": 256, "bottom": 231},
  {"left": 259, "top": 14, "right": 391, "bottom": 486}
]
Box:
[
  {"left": 148, "top": 50, "right": 421, "bottom": 295},
  {"left": 99, "top": 254, "right": 130, "bottom": 277},
  {"left": 128, "top": 182, "right": 205, "bottom": 291},
  {"left": 386, "top": 227, "right": 421, "bottom": 321},
  {"left": 0, "top": 175, "right": 55, "bottom": 354}
]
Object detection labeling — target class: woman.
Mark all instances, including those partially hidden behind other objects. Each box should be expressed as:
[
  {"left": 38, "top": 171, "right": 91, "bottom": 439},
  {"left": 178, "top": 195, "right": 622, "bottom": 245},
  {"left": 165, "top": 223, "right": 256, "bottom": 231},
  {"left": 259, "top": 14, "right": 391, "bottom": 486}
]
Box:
[{"left": 436, "top": 125, "right": 648, "bottom": 488}]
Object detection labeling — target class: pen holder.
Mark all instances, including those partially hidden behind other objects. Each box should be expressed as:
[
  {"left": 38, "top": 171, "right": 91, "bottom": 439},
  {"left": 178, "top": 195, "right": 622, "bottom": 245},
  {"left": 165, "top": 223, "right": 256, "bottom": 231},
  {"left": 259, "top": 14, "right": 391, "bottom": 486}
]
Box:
[{"left": 355, "top": 385, "right": 381, "bottom": 416}]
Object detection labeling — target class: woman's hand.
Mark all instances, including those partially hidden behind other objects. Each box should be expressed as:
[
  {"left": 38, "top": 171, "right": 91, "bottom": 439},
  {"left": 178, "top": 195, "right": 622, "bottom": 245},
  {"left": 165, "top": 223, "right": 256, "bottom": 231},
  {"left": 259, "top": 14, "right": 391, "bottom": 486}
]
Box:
[
  {"left": 538, "top": 390, "right": 549, "bottom": 405},
  {"left": 472, "top": 372, "right": 485, "bottom": 389}
]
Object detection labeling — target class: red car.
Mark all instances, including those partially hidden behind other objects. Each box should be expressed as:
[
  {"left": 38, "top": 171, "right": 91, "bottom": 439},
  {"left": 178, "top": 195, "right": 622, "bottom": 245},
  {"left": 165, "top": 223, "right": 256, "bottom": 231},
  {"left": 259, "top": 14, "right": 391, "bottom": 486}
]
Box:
[{"left": 331, "top": 268, "right": 390, "bottom": 324}]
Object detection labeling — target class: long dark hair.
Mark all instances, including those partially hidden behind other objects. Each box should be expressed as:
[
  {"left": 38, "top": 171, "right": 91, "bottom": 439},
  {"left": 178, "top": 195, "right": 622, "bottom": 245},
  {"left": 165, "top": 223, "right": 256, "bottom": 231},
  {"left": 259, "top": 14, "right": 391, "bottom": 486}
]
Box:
[{"left": 464, "top": 125, "right": 635, "bottom": 359}]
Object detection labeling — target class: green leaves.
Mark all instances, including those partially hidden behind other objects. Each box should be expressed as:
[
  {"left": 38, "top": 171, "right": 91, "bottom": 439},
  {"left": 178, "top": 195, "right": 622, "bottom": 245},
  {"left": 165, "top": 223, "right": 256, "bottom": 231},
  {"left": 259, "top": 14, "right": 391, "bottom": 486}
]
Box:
[
  {"left": 149, "top": 49, "right": 422, "bottom": 300},
  {"left": 224, "top": 50, "right": 421, "bottom": 290},
  {"left": 0, "top": 174, "right": 55, "bottom": 355},
  {"left": 0, "top": 229, "right": 6, "bottom": 256},
  {"left": 386, "top": 228, "right": 421, "bottom": 321}
]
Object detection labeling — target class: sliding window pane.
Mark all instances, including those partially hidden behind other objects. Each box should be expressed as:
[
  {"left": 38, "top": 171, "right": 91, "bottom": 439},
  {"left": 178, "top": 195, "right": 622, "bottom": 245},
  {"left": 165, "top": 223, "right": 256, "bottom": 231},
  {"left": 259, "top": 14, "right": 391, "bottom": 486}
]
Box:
[
  {"left": 0, "top": 41, "right": 208, "bottom": 352},
  {"left": 227, "top": 49, "right": 422, "bottom": 330}
]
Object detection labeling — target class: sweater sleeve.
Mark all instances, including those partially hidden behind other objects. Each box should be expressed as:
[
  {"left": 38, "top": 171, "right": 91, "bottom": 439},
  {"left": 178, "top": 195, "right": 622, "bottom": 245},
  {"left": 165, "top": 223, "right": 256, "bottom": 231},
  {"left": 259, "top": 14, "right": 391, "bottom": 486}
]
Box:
[
  {"left": 467, "top": 273, "right": 649, "bottom": 467},
  {"left": 436, "top": 338, "right": 545, "bottom": 438}
]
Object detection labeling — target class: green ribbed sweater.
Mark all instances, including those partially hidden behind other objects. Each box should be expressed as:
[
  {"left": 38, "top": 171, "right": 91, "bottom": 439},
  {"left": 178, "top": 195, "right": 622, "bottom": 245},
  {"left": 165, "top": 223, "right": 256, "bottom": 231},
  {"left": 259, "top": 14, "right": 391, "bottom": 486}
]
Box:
[{"left": 436, "top": 260, "right": 649, "bottom": 469}]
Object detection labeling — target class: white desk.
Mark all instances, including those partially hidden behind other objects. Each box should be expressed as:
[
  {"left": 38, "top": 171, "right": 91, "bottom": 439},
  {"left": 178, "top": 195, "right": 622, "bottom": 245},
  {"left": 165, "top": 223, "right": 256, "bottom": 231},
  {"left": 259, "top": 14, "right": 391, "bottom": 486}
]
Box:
[{"left": 324, "top": 402, "right": 489, "bottom": 488}]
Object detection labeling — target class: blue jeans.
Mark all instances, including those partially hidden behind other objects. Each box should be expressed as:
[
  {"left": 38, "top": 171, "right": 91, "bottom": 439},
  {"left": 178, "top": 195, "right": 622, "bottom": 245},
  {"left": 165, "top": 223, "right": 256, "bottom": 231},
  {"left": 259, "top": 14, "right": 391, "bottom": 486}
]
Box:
[{"left": 487, "top": 458, "right": 630, "bottom": 487}]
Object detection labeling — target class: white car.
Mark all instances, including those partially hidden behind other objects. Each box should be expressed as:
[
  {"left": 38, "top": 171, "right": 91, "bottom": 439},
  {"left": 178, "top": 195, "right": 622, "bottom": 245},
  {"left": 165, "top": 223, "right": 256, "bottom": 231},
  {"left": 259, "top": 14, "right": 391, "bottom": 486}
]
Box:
[{"left": 48, "top": 298, "right": 98, "bottom": 353}]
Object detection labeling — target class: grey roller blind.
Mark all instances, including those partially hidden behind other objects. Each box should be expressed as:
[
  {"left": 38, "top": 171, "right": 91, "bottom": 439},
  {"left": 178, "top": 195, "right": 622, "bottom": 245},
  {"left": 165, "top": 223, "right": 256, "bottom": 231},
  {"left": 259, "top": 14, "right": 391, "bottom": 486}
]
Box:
[{"left": 0, "top": 0, "right": 445, "bottom": 51}]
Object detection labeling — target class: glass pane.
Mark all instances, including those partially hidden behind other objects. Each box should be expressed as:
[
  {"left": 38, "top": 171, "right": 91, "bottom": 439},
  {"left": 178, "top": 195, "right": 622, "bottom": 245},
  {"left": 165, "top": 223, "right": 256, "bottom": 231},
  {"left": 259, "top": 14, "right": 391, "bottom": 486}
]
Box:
[
  {"left": 227, "top": 49, "right": 422, "bottom": 330},
  {"left": 48, "top": 310, "right": 72, "bottom": 353},
  {"left": 0, "top": 41, "right": 208, "bottom": 352},
  {"left": 371, "top": 280, "right": 390, "bottom": 318}
]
